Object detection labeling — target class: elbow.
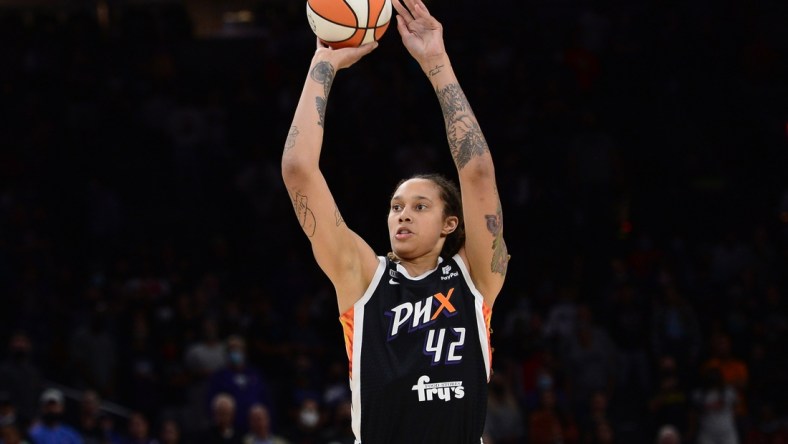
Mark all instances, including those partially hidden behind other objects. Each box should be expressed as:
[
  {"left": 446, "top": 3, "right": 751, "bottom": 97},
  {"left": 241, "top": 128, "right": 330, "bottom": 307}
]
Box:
[
  {"left": 461, "top": 157, "right": 496, "bottom": 183},
  {"left": 281, "top": 155, "right": 308, "bottom": 186}
]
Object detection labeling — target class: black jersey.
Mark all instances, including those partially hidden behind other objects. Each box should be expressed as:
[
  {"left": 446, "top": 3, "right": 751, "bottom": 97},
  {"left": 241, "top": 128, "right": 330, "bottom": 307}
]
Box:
[{"left": 339, "top": 255, "right": 493, "bottom": 443}]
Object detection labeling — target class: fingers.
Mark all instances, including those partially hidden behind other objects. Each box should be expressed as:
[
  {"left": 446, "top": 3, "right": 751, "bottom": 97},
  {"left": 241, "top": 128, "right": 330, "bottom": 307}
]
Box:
[
  {"left": 401, "top": 0, "right": 430, "bottom": 19},
  {"left": 391, "top": 0, "right": 413, "bottom": 23},
  {"left": 395, "top": 14, "right": 410, "bottom": 36},
  {"left": 341, "top": 41, "right": 378, "bottom": 67},
  {"left": 358, "top": 41, "right": 379, "bottom": 56},
  {"left": 410, "top": 0, "right": 431, "bottom": 18},
  {"left": 394, "top": 0, "right": 437, "bottom": 30}
]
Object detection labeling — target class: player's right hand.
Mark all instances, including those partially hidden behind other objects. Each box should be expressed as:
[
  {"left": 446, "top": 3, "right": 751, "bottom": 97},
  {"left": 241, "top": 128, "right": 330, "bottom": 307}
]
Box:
[{"left": 313, "top": 38, "right": 378, "bottom": 71}]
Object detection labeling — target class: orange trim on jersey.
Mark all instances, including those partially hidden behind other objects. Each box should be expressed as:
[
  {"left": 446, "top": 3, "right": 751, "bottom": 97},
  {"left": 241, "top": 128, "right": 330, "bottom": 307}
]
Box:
[
  {"left": 339, "top": 308, "right": 355, "bottom": 379},
  {"left": 483, "top": 301, "right": 493, "bottom": 373}
]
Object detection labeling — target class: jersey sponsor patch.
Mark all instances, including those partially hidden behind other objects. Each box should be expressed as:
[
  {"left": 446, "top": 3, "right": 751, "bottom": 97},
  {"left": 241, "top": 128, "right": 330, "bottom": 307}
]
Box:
[
  {"left": 441, "top": 264, "right": 459, "bottom": 280},
  {"left": 411, "top": 375, "right": 465, "bottom": 402}
]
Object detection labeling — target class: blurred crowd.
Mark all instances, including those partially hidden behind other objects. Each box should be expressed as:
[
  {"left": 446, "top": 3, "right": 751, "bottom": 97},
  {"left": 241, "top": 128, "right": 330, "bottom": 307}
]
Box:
[{"left": 0, "top": 0, "right": 786, "bottom": 443}]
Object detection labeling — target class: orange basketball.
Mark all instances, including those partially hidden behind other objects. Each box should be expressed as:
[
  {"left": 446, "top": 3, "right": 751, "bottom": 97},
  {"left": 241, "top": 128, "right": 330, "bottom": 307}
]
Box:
[{"left": 306, "top": 0, "right": 392, "bottom": 49}]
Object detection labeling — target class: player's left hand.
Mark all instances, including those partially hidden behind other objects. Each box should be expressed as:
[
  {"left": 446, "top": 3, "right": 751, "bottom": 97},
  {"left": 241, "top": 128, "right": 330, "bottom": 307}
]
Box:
[{"left": 392, "top": 0, "right": 446, "bottom": 69}]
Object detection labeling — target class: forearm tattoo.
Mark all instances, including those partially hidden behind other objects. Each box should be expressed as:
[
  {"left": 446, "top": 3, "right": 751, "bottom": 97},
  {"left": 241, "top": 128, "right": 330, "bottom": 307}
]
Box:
[
  {"left": 310, "top": 61, "right": 335, "bottom": 128},
  {"left": 292, "top": 191, "right": 317, "bottom": 237},
  {"left": 436, "top": 83, "right": 489, "bottom": 170},
  {"left": 485, "top": 200, "right": 508, "bottom": 276},
  {"left": 334, "top": 206, "right": 344, "bottom": 227},
  {"left": 284, "top": 125, "right": 299, "bottom": 153}
]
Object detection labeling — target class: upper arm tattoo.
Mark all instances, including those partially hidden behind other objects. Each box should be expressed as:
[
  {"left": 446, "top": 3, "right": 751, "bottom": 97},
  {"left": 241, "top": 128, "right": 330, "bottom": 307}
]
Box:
[
  {"left": 292, "top": 191, "right": 317, "bottom": 237},
  {"left": 436, "top": 83, "right": 489, "bottom": 170},
  {"left": 310, "top": 61, "right": 335, "bottom": 128},
  {"left": 485, "top": 201, "right": 508, "bottom": 276},
  {"left": 284, "top": 125, "right": 299, "bottom": 153}
]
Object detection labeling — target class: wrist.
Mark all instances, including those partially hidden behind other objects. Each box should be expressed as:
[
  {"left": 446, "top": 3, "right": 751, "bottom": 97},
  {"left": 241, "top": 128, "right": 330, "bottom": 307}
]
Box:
[
  {"left": 420, "top": 55, "right": 454, "bottom": 87},
  {"left": 419, "top": 53, "right": 450, "bottom": 76},
  {"left": 311, "top": 50, "right": 333, "bottom": 67}
]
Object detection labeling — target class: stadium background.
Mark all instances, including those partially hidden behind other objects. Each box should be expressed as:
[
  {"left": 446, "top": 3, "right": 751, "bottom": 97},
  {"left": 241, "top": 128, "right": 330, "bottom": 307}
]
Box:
[{"left": 0, "top": 0, "right": 786, "bottom": 442}]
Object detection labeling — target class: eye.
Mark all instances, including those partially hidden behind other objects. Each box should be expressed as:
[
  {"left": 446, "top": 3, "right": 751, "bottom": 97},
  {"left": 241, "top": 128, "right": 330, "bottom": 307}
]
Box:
[
  {"left": 391, "top": 204, "right": 402, "bottom": 212},
  {"left": 416, "top": 204, "right": 427, "bottom": 211}
]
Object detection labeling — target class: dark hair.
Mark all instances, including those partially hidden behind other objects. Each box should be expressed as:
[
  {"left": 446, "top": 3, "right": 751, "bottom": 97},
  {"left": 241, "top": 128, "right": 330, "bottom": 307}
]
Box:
[{"left": 388, "top": 173, "right": 465, "bottom": 260}]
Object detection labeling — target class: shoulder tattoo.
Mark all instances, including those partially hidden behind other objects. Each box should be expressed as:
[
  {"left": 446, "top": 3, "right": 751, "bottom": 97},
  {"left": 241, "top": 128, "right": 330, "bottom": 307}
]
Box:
[{"left": 486, "top": 201, "right": 508, "bottom": 276}]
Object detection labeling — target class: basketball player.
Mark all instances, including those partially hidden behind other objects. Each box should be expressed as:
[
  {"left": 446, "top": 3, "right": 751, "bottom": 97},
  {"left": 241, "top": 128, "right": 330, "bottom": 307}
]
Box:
[{"left": 281, "top": 0, "right": 508, "bottom": 442}]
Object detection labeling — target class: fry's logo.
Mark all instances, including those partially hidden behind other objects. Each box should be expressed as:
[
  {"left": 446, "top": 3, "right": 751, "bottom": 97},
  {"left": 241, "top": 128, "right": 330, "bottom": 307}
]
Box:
[
  {"left": 411, "top": 375, "right": 465, "bottom": 402},
  {"left": 385, "top": 288, "right": 457, "bottom": 339}
]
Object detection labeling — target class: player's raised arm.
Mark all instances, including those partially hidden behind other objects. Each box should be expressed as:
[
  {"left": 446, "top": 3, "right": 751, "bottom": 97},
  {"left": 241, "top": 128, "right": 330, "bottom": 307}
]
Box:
[
  {"left": 393, "top": 0, "right": 508, "bottom": 306},
  {"left": 281, "top": 39, "right": 380, "bottom": 313}
]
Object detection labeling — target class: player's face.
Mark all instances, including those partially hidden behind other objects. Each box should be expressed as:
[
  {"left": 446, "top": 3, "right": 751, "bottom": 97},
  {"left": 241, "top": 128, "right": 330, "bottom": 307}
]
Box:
[{"left": 388, "top": 178, "right": 456, "bottom": 260}]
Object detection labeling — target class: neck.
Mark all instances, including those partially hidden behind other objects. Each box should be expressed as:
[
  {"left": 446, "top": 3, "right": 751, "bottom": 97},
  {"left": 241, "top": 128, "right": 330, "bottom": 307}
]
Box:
[{"left": 396, "top": 254, "right": 441, "bottom": 278}]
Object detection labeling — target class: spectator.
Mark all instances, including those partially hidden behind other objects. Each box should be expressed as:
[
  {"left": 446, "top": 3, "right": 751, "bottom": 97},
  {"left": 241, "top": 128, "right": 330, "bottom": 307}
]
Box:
[
  {"left": 196, "top": 393, "right": 242, "bottom": 444},
  {"left": 744, "top": 403, "right": 788, "bottom": 444},
  {"left": 559, "top": 305, "right": 619, "bottom": 422},
  {"left": 527, "top": 387, "right": 580, "bottom": 444},
  {"left": 655, "top": 424, "right": 681, "bottom": 444},
  {"left": 701, "top": 332, "right": 749, "bottom": 419},
  {"left": 284, "top": 397, "right": 323, "bottom": 444},
  {"left": 184, "top": 319, "right": 227, "bottom": 379},
  {"left": 1, "top": 423, "right": 31, "bottom": 444},
  {"left": 588, "top": 420, "right": 614, "bottom": 444},
  {"left": 68, "top": 308, "right": 118, "bottom": 398},
  {"left": 206, "top": 335, "right": 274, "bottom": 435},
  {"left": 605, "top": 283, "right": 652, "bottom": 397},
  {"left": 319, "top": 399, "right": 353, "bottom": 444},
  {"left": 71, "top": 390, "right": 102, "bottom": 444},
  {"left": 579, "top": 391, "right": 613, "bottom": 444},
  {"left": 242, "top": 404, "right": 289, "bottom": 444},
  {"left": 0, "top": 332, "right": 43, "bottom": 427},
  {"left": 689, "top": 367, "right": 740, "bottom": 444},
  {"left": 155, "top": 419, "right": 182, "bottom": 444},
  {"left": 121, "top": 412, "right": 154, "bottom": 444},
  {"left": 319, "top": 360, "right": 350, "bottom": 412},
  {"left": 27, "top": 388, "right": 83, "bottom": 444},
  {"left": 182, "top": 318, "right": 226, "bottom": 434},
  {"left": 483, "top": 374, "right": 526, "bottom": 444},
  {"left": 1, "top": 392, "right": 31, "bottom": 444},
  {"left": 1, "top": 392, "right": 20, "bottom": 429},
  {"left": 648, "top": 355, "right": 689, "bottom": 438},
  {"left": 651, "top": 284, "right": 702, "bottom": 378}
]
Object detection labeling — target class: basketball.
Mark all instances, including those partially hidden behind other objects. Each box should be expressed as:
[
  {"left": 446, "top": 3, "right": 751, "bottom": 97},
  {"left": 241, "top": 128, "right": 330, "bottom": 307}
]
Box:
[{"left": 306, "top": 0, "right": 392, "bottom": 49}]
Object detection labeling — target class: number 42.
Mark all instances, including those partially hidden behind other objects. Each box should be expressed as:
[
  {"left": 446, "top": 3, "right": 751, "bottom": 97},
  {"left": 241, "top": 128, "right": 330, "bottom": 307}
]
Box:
[{"left": 424, "top": 327, "right": 466, "bottom": 364}]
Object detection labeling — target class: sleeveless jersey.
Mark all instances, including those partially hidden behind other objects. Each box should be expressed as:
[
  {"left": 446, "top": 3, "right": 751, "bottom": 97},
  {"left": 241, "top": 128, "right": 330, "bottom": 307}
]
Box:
[{"left": 339, "top": 255, "right": 493, "bottom": 443}]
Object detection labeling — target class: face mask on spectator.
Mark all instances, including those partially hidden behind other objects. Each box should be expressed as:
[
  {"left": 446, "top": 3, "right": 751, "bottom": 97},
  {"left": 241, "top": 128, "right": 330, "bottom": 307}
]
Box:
[
  {"left": 228, "top": 350, "right": 245, "bottom": 367},
  {"left": 299, "top": 408, "right": 319, "bottom": 428}
]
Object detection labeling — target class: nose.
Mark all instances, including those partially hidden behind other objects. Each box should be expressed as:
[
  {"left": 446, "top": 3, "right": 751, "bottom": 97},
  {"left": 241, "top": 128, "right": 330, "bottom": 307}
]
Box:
[{"left": 399, "top": 212, "right": 411, "bottom": 223}]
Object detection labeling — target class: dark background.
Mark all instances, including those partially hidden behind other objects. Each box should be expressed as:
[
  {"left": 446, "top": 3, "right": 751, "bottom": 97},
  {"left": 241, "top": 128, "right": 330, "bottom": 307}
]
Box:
[{"left": 0, "top": 0, "right": 786, "bottom": 443}]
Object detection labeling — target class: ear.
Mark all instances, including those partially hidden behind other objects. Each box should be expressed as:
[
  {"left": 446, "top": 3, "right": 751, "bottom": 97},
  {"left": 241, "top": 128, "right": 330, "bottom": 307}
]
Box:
[{"left": 441, "top": 216, "right": 459, "bottom": 236}]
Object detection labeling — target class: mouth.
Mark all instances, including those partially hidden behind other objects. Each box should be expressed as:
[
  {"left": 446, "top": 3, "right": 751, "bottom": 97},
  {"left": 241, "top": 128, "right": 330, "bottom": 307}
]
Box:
[{"left": 394, "top": 227, "right": 412, "bottom": 240}]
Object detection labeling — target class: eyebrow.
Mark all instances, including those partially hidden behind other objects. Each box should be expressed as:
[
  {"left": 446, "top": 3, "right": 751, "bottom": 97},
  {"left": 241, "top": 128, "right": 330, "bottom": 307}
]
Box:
[{"left": 391, "top": 195, "right": 434, "bottom": 202}]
